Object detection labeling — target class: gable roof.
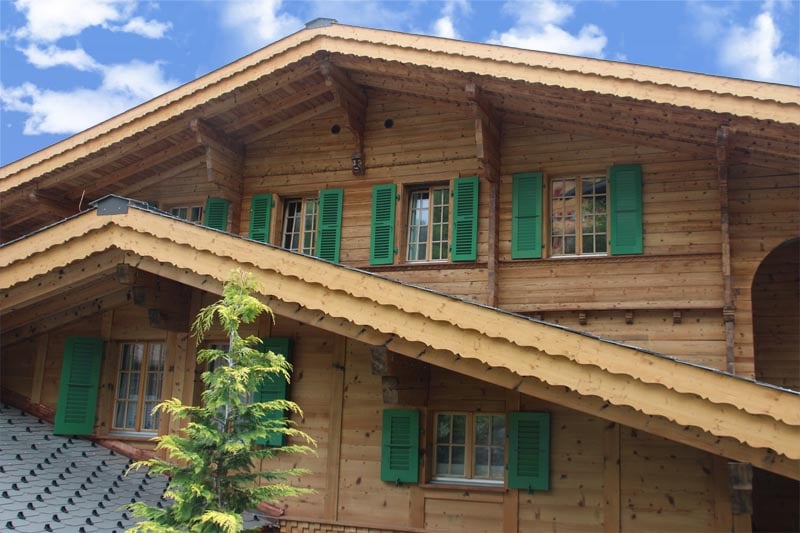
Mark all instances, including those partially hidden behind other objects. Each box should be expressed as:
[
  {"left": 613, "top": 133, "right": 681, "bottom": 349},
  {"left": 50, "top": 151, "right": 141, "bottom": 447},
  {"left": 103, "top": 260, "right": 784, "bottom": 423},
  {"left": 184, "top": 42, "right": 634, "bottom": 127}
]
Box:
[
  {"left": 1, "top": 22, "right": 798, "bottom": 242},
  {"left": 2, "top": 198, "right": 798, "bottom": 480}
]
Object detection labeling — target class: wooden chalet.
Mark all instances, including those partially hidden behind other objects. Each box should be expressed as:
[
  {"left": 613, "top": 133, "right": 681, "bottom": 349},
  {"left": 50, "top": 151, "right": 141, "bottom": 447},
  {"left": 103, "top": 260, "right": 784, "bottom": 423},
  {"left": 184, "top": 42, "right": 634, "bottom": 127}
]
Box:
[{"left": 1, "top": 20, "right": 798, "bottom": 533}]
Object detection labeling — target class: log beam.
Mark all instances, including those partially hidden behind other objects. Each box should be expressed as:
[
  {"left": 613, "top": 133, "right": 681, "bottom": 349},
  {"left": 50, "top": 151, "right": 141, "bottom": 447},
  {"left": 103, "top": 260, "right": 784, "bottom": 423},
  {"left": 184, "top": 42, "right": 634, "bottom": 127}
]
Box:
[
  {"left": 1, "top": 288, "right": 131, "bottom": 346},
  {"left": 466, "top": 81, "right": 501, "bottom": 183},
  {"left": 320, "top": 59, "right": 367, "bottom": 172},
  {"left": 717, "top": 125, "right": 736, "bottom": 375}
]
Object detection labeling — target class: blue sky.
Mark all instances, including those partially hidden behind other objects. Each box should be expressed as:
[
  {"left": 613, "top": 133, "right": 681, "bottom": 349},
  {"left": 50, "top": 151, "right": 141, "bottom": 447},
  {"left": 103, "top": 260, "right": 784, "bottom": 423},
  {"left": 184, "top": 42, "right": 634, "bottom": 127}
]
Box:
[{"left": 1, "top": 0, "right": 798, "bottom": 166}]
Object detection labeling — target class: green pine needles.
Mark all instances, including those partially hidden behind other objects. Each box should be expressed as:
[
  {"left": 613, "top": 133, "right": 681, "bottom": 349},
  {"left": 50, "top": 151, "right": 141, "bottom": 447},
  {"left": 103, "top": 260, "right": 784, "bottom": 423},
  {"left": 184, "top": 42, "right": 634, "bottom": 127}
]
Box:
[{"left": 127, "top": 270, "right": 315, "bottom": 533}]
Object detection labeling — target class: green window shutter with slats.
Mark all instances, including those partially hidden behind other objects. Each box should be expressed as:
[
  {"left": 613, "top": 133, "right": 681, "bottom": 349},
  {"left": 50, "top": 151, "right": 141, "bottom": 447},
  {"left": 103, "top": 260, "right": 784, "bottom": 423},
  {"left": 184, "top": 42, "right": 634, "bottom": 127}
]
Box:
[
  {"left": 255, "top": 337, "right": 292, "bottom": 447},
  {"left": 508, "top": 411, "right": 550, "bottom": 491},
  {"left": 381, "top": 409, "right": 419, "bottom": 484},
  {"left": 204, "top": 197, "right": 230, "bottom": 231},
  {"left": 370, "top": 184, "right": 396, "bottom": 265},
  {"left": 249, "top": 194, "right": 273, "bottom": 243},
  {"left": 316, "top": 188, "right": 343, "bottom": 263},
  {"left": 511, "top": 172, "right": 543, "bottom": 259},
  {"left": 54, "top": 337, "right": 104, "bottom": 435},
  {"left": 451, "top": 176, "right": 479, "bottom": 262},
  {"left": 609, "top": 164, "right": 643, "bottom": 255}
]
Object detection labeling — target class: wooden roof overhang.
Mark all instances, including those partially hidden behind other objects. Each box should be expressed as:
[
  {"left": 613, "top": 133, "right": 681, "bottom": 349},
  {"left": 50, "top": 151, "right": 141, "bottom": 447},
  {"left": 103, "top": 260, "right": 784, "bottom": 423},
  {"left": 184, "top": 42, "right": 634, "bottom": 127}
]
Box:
[
  {"left": 2, "top": 199, "right": 798, "bottom": 479},
  {"left": 1, "top": 23, "right": 798, "bottom": 242}
]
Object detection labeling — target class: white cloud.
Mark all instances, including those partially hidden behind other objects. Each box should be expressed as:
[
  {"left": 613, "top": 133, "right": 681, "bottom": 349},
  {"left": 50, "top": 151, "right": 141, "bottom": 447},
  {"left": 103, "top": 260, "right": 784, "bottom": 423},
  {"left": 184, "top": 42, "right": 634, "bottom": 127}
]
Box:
[
  {"left": 220, "top": 0, "right": 303, "bottom": 50},
  {"left": 0, "top": 61, "right": 179, "bottom": 135},
  {"left": 718, "top": 8, "right": 800, "bottom": 85},
  {"left": 11, "top": 0, "right": 169, "bottom": 42},
  {"left": 431, "top": 0, "right": 471, "bottom": 40},
  {"left": 19, "top": 44, "right": 101, "bottom": 71},
  {"left": 690, "top": 1, "right": 799, "bottom": 84},
  {"left": 488, "top": 0, "right": 607, "bottom": 58},
  {"left": 111, "top": 16, "right": 172, "bottom": 39}
]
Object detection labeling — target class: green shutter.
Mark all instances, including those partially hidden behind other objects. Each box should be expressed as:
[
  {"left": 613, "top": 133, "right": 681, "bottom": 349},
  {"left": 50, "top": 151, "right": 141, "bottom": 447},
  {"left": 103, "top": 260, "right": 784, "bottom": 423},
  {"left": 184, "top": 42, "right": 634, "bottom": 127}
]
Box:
[
  {"left": 451, "top": 176, "right": 479, "bottom": 262},
  {"left": 255, "top": 337, "right": 292, "bottom": 447},
  {"left": 316, "top": 188, "right": 343, "bottom": 263},
  {"left": 54, "top": 337, "right": 104, "bottom": 435},
  {"left": 381, "top": 409, "right": 419, "bottom": 484},
  {"left": 508, "top": 412, "right": 550, "bottom": 491},
  {"left": 609, "top": 165, "right": 643, "bottom": 255},
  {"left": 370, "top": 184, "right": 396, "bottom": 265},
  {"left": 511, "top": 172, "right": 543, "bottom": 259},
  {"left": 204, "top": 197, "right": 230, "bottom": 231},
  {"left": 249, "top": 194, "right": 273, "bottom": 243}
]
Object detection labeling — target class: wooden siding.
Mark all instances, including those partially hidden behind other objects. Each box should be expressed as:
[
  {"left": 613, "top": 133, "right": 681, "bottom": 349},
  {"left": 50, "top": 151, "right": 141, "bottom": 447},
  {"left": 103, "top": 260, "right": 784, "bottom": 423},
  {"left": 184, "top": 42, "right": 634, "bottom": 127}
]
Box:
[
  {"left": 0, "top": 289, "right": 757, "bottom": 532},
  {"left": 728, "top": 165, "right": 800, "bottom": 379}
]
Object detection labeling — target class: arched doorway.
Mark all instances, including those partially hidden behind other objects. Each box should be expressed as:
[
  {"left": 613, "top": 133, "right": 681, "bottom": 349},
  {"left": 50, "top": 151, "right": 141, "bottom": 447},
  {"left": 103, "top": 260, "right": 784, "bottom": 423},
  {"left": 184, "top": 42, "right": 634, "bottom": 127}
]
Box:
[{"left": 750, "top": 237, "right": 799, "bottom": 532}]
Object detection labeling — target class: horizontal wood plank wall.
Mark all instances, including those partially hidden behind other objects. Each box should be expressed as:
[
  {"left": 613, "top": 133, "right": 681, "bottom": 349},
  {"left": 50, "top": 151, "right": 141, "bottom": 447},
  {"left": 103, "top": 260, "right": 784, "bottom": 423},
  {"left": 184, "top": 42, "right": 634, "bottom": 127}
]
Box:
[
  {"left": 240, "top": 92, "right": 489, "bottom": 301},
  {"left": 517, "top": 396, "right": 607, "bottom": 533},
  {"left": 498, "top": 121, "right": 722, "bottom": 313},
  {"left": 337, "top": 339, "right": 412, "bottom": 528},
  {"left": 0, "top": 338, "right": 37, "bottom": 399},
  {"left": 265, "top": 317, "right": 336, "bottom": 517},
  {"left": 620, "top": 429, "right": 716, "bottom": 532},
  {"left": 727, "top": 165, "right": 800, "bottom": 379},
  {"left": 541, "top": 309, "right": 726, "bottom": 369}
]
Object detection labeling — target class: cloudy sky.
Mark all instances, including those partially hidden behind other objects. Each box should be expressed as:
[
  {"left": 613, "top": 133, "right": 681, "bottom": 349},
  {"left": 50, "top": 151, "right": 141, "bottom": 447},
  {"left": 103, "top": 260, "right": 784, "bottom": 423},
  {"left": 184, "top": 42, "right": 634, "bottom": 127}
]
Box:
[{"left": 1, "top": 0, "right": 798, "bottom": 165}]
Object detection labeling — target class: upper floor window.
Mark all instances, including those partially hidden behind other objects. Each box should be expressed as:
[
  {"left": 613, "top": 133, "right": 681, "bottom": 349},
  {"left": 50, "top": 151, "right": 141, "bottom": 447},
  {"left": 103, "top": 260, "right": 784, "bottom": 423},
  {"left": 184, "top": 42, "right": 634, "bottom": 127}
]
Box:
[
  {"left": 171, "top": 205, "right": 203, "bottom": 223},
  {"left": 407, "top": 185, "right": 450, "bottom": 262},
  {"left": 113, "top": 342, "right": 166, "bottom": 433},
  {"left": 511, "top": 165, "right": 642, "bottom": 259},
  {"left": 550, "top": 176, "right": 607, "bottom": 256},
  {"left": 282, "top": 197, "right": 319, "bottom": 255}
]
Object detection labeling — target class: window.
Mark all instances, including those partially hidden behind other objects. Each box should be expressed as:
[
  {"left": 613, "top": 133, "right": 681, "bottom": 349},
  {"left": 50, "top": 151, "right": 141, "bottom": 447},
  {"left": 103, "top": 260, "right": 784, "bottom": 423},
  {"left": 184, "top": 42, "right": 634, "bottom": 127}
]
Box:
[
  {"left": 282, "top": 197, "right": 319, "bottom": 255},
  {"left": 380, "top": 409, "right": 550, "bottom": 490},
  {"left": 550, "top": 176, "right": 607, "bottom": 256},
  {"left": 434, "top": 413, "right": 505, "bottom": 484},
  {"left": 170, "top": 205, "right": 203, "bottom": 222},
  {"left": 406, "top": 185, "right": 450, "bottom": 262},
  {"left": 112, "top": 342, "right": 166, "bottom": 433}
]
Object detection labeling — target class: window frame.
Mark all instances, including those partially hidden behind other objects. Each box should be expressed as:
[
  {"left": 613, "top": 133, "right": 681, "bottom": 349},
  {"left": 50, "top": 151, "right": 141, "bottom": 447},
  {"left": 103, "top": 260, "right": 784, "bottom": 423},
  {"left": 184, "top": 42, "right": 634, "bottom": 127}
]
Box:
[
  {"left": 169, "top": 205, "right": 204, "bottom": 223},
  {"left": 431, "top": 411, "right": 506, "bottom": 487},
  {"left": 404, "top": 182, "right": 451, "bottom": 263},
  {"left": 281, "top": 195, "right": 320, "bottom": 255},
  {"left": 547, "top": 174, "right": 609, "bottom": 258},
  {"left": 111, "top": 341, "right": 167, "bottom": 435}
]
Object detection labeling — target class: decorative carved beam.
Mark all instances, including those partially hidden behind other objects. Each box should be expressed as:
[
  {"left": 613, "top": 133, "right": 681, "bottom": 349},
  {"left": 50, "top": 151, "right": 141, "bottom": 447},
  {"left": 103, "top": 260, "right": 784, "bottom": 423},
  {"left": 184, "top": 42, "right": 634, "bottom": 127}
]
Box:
[
  {"left": 189, "top": 118, "right": 244, "bottom": 185},
  {"left": 465, "top": 81, "right": 501, "bottom": 183},
  {"left": 320, "top": 59, "right": 367, "bottom": 173}
]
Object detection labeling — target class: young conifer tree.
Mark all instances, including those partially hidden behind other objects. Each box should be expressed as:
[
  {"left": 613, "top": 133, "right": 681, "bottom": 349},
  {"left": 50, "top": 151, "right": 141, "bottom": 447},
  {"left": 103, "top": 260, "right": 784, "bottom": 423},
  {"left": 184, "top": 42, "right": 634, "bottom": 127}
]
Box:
[{"left": 127, "top": 270, "right": 314, "bottom": 533}]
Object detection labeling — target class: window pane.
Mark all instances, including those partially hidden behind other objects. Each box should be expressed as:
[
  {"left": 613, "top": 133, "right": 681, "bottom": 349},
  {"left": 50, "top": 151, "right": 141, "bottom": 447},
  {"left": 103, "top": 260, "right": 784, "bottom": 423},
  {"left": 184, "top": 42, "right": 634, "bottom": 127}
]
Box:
[
  {"left": 437, "top": 414, "right": 451, "bottom": 443},
  {"left": 451, "top": 446, "right": 465, "bottom": 475},
  {"left": 436, "top": 445, "right": 451, "bottom": 475},
  {"left": 452, "top": 415, "right": 466, "bottom": 444},
  {"left": 564, "top": 236, "right": 576, "bottom": 254},
  {"left": 474, "top": 447, "right": 489, "bottom": 478},
  {"left": 282, "top": 199, "right": 302, "bottom": 251},
  {"left": 475, "top": 415, "right": 490, "bottom": 445},
  {"left": 492, "top": 415, "right": 505, "bottom": 445}
]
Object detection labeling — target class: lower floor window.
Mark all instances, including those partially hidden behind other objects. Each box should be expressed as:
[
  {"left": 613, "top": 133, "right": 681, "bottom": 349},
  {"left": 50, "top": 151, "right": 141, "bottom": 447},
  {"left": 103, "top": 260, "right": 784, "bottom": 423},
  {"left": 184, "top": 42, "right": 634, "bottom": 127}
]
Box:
[
  {"left": 113, "top": 342, "right": 166, "bottom": 432},
  {"left": 435, "top": 412, "right": 505, "bottom": 483}
]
